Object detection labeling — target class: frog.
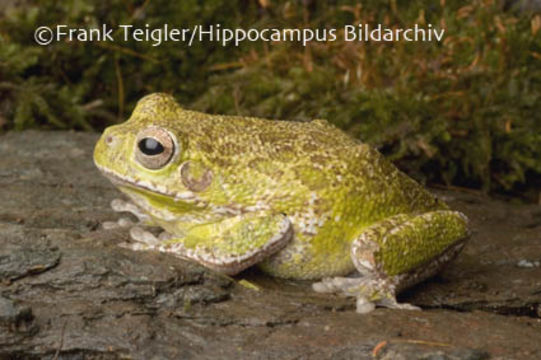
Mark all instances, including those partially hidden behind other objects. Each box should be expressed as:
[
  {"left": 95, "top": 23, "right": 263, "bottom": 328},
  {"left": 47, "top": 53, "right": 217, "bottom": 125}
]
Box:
[{"left": 93, "top": 93, "right": 470, "bottom": 313}]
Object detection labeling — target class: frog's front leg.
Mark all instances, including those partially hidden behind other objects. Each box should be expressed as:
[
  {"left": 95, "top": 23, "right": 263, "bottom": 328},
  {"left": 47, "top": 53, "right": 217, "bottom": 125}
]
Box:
[
  {"left": 313, "top": 210, "right": 469, "bottom": 313},
  {"left": 126, "top": 213, "right": 293, "bottom": 276}
]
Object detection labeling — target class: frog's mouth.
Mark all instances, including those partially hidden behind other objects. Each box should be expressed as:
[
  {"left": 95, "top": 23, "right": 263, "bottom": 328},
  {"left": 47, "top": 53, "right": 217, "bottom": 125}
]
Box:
[{"left": 95, "top": 163, "right": 204, "bottom": 205}]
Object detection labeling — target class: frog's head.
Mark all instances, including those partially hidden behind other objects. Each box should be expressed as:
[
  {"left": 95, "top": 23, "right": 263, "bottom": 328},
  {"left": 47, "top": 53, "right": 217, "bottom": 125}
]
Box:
[{"left": 94, "top": 93, "right": 212, "bottom": 213}]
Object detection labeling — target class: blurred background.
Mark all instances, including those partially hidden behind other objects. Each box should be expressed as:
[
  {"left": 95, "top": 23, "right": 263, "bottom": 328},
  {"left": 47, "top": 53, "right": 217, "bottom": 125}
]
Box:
[{"left": 0, "top": 0, "right": 540, "bottom": 200}]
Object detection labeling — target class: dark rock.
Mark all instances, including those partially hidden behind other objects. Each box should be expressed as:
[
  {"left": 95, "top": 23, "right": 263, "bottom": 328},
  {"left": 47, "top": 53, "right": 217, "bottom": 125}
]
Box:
[
  {"left": 1, "top": 131, "right": 541, "bottom": 359},
  {"left": 0, "top": 246, "right": 61, "bottom": 283},
  {"left": 0, "top": 296, "right": 33, "bottom": 328}
]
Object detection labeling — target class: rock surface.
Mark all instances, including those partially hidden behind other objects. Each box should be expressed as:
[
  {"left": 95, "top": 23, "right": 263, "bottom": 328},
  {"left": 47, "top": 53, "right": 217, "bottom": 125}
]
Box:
[{"left": 1, "top": 130, "right": 540, "bottom": 359}]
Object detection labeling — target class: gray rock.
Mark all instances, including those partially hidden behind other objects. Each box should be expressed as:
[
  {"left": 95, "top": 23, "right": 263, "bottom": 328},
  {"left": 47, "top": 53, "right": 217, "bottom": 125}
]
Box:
[{"left": 1, "top": 130, "right": 541, "bottom": 359}]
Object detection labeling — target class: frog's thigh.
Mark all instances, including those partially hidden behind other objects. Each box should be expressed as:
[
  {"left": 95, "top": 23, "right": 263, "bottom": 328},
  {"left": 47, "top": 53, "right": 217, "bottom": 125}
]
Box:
[
  {"left": 313, "top": 210, "right": 469, "bottom": 313},
  {"left": 352, "top": 210, "right": 469, "bottom": 281},
  {"left": 158, "top": 213, "right": 293, "bottom": 276}
]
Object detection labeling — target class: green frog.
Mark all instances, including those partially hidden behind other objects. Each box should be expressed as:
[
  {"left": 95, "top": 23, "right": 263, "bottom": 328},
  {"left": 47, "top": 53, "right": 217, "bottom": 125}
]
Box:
[{"left": 94, "top": 93, "right": 469, "bottom": 313}]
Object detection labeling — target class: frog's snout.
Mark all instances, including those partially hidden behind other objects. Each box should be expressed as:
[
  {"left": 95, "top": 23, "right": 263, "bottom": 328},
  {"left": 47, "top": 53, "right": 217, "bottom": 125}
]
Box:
[
  {"left": 94, "top": 126, "right": 124, "bottom": 168},
  {"left": 100, "top": 127, "right": 121, "bottom": 149}
]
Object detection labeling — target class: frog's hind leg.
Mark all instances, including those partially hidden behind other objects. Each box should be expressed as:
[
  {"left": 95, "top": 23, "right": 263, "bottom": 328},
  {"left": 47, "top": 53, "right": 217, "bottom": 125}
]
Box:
[{"left": 313, "top": 210, "right": 469, "bottom": 313}]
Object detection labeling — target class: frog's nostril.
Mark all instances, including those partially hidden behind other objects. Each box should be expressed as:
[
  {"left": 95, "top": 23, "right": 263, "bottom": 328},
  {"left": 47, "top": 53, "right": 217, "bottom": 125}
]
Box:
[{"left": 105, "top": 135, "right": 114, "bottom": 145}]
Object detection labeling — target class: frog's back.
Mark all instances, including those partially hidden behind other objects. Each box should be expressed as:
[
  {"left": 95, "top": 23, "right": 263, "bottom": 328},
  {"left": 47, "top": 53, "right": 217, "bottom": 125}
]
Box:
[
  {"left": 179, "top": 111, "right": 359, "bottom": 159},
  {"left": 179, "top": 109, "right": 442, "bottom": 218}
]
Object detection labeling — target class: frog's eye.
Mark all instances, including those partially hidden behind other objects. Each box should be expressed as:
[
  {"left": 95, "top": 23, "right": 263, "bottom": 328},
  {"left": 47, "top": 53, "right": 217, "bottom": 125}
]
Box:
[{"left": 135, "top": 127, "right": 175, "bottom": 169}]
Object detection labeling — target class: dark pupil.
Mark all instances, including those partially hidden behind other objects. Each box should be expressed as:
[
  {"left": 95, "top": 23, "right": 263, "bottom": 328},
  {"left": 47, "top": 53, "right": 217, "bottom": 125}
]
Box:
[{"left": 138, "top": 138, "right": 164, "bottom": 155}]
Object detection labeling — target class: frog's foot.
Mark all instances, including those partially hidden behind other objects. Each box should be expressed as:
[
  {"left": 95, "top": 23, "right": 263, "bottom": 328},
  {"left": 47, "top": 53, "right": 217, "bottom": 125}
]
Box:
[
  {"left": 111, "top": 198, "right": 151, "bottom": 223},
  {"left": 102, "top": 198, "right": 153, "bottom": 230},
  {"left": 119, "top": 226, "right": 173, "bottom": 251},
  {"left": 313, "top": 276, "right": 419, "bottom": 313}
]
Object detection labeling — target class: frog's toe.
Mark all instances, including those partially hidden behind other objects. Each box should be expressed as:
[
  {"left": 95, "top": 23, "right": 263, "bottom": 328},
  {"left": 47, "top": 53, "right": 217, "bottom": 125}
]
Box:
[
  {"left": 102, "top": 217, "right": 135, "bottom": 230},
  {"left": 129, "top": 226, "right": 161, "bottom": 246},
  {"left": 356, "top": 297, "right": 376, "bottom": 314},
  {"left": 102, "top": 221, "right": 118, "bottom": 230},
  {"left": 118, "top": 241, "right": 149, "bottom": 251},
  {"left": 355, "top": 296, "right": 420, "bottom": 313},
  {"left": 158, "top": 231, "right": 173, "bottom": 241},
  {"left": 312, "top": 278, "right": 333, "bottom": 293},
  {"left": 378, "top": 297, "right": 421, "bottom": 311},
  {"left": 111, "top": 198, "right": 151, "bottom": 223}
]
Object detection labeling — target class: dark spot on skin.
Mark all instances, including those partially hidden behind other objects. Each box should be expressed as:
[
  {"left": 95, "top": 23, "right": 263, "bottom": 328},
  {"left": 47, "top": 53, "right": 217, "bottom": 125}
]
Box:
[
  {"left": 248, "top": 158, "right": 261, "bottom": 169},
  {"left": 269, "top": 150, "right": 295, "bottom": 162},
  {"left": 258, "top": 132, "right": 297, "bottom": 144},
  {"left": 302, "top": 142, "right": 319, "bottom": 152},
  {"left": 270, "top": 169, "right": 284, "bottom": 180},
  {"left": 280, "top": 144, "right": 294, "bottom": 153},
  {"left": 220, "top": 142, "right": 245, "bottom": 156},
  {"left": 212, "top": 157, "right": 233, "bottom": 168},
  {"left": 196, "top": 141, "right": 214, "bottom": 153},
  {"left": 258, "top": 133, "right": 277, "bottom": 144},
  {"left": 310, "top": 155, "right": 328, "bottom": 166}
]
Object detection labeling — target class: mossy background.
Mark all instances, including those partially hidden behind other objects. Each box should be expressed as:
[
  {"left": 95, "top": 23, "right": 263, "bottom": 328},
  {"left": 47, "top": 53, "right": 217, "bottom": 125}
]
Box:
[{"left": 0, "top": 0, "right": 540, "bottom": 199}]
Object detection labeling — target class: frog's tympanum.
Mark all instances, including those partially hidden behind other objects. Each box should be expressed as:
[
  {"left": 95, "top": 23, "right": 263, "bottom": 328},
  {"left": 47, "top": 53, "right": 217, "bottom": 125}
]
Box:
[{"left": 94, "top": 93, "right": 469, "bottom": 313}]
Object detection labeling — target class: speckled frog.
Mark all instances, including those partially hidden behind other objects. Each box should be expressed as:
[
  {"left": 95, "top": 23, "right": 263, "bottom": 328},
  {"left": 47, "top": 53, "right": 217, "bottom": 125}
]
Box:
[{"left": 94, "top": 93, "right": 469, "bottom": 313}]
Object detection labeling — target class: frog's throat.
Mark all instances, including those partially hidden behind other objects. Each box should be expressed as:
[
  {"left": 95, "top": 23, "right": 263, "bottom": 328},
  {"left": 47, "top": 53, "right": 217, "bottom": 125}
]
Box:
[{"left": 95, "top": 163, "right": 202, "bottom": 204}]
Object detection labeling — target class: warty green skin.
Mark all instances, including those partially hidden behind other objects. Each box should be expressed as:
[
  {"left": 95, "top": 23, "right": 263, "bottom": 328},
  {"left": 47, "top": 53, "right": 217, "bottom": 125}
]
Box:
[{"left": 94, "top": 93, "right": 469, "bottom": 311}]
